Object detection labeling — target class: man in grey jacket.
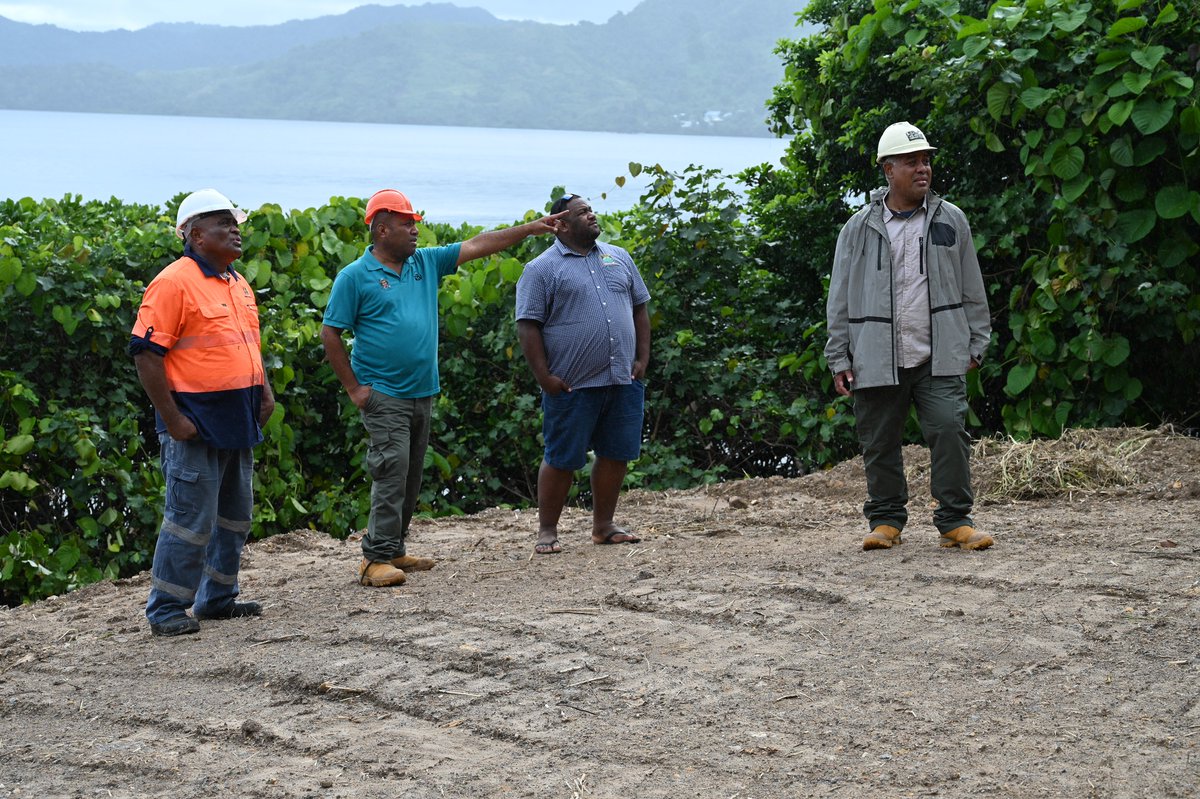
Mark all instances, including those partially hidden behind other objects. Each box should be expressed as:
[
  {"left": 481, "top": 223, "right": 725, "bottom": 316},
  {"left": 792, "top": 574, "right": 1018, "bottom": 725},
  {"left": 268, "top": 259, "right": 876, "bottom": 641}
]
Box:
[{"left": 825, "top": 121, "right": 993, "bottom": 552}]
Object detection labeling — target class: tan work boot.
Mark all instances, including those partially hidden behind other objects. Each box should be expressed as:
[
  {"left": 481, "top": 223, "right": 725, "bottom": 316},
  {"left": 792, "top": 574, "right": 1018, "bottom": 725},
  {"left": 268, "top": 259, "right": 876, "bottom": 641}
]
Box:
[
  {"left": 862, "top": 524, "right": 903, "bottom": 551},
  {"left": 390, "top": 554, "right": 435, "bottom": 572},
  {"left": 939, "top": 525, "right": 994, "bottom": 550},
  {"left": 359, "top": 558, "right": 406, "bottom": 586}
]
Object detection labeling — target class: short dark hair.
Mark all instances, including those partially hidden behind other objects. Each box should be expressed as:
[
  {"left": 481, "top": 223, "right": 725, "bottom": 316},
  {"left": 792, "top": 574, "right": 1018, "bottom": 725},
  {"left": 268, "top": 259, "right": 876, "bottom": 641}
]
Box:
[{"left": 550, "top": 193, "right": 580, "bottom": 215}]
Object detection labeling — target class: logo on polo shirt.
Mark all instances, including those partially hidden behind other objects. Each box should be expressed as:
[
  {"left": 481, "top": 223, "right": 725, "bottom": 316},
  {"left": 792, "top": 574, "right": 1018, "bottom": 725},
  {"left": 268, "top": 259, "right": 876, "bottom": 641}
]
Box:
[
  {"left": 601, "top": 254, "right": 618, "bottom": 267},
  {"left": 379, "top": 277, "right": 391, "bottom": 290}
]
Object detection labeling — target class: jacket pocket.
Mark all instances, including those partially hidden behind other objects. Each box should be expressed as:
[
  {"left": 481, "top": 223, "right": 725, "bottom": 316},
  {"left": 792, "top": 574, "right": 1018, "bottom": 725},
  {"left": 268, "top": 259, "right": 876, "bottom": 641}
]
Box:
[{"left": 929, "top": 221, "right": 956, "bottom": 247}]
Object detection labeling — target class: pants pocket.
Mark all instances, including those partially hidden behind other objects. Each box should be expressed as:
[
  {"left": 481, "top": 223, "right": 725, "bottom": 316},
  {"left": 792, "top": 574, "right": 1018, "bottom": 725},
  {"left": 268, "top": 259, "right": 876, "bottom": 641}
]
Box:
[{"left": 166, "top": 462, "right": 202, "bottom": 515}]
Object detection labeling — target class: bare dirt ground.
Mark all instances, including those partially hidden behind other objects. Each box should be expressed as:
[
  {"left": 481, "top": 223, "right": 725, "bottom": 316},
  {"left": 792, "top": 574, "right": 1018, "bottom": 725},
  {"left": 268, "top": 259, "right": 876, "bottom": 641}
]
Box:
[{"left": 2, "top": 428, "right": 1199, "bottom": 799}]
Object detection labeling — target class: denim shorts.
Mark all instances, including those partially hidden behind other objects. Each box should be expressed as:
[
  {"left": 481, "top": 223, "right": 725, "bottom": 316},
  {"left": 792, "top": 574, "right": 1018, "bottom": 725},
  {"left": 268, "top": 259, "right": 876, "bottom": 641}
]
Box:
[{"left": 542, "top": 381, "right": 645, "bottom": 471}]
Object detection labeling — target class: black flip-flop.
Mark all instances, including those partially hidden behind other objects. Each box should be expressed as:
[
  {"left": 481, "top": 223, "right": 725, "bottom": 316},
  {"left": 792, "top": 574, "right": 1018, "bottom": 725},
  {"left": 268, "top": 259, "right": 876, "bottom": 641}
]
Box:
[
  {"left": 595, "top": 528, "right": 641, "bottom": 545},
  {"left": 534, "top": 539, "right": 563, "bottom": 555}
]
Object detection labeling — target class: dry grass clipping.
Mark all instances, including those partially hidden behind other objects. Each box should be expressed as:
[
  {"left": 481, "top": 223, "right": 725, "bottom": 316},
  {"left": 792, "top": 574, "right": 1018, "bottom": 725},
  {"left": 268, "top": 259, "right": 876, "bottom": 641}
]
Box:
[{"left": 971, "top": 427, "right": 1172, "bottom": 501}]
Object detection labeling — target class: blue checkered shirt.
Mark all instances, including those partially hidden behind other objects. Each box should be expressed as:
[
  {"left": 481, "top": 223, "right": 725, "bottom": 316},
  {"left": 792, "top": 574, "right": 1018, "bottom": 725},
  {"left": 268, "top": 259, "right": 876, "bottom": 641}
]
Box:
[{"left": 516, "top": 239, "right": 650, "bottom": 389}]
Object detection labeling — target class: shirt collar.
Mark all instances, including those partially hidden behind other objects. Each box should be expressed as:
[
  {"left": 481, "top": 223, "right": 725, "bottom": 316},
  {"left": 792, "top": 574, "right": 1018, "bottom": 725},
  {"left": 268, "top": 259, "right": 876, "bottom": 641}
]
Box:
[
  {"left": 553, "top": 237, "right": 599, "bottom": 258},
  {"left": 365, "top": 245, "right": 409, "bottom": 271},
  {"left": 883, "top": 193, "right": 928, "bottom": 222},
  {"left": 184, "top": 243, "right": 241, "bottom": 281}
]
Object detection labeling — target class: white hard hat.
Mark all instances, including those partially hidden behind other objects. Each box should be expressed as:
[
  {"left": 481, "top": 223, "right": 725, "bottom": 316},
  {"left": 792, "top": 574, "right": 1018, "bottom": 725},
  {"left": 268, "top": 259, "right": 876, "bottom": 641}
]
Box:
[
  {"left": 876, "top": 121, "right": 937, "bottom": 164},
  {"left": 175, "top": 189, "right": 248, "bottom": 239}
]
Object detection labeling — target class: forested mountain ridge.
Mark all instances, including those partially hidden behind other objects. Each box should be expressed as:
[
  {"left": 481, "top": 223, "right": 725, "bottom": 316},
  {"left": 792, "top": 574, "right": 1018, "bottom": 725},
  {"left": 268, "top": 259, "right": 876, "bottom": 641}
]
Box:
[{"left": 0, "top": 0, "right": 808, "bottom": 136}]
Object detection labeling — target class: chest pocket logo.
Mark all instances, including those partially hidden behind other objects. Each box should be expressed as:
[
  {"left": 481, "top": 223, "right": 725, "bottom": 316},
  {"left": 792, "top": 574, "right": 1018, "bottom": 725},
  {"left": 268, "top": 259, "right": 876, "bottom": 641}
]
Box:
[{"left": 929, "top": 221, "right": 957, "bottom": 247}]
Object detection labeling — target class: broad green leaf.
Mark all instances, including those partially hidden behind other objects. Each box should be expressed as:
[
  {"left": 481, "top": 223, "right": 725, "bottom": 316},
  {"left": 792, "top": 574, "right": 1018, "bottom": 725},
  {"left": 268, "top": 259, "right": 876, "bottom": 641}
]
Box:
[
  {"left": 1107, "top": 99, "right": 1135, "bottom": 126},
  {"left": 1154, "top": 3, "right": 1178, "bottom": 25},
  {"left": 290, "top": 497, "right": 309, "bottom": 514},
  {"left": 1051, "top": 7, "right": 1088, "bottom": 31},
  {"left": 0, "top": 470, "right": 38, "bottom": 492},
  {"left": 957, "top": 19, "right": 989, "bottom": 38},
  {"left": 963, "top": 35, "right": 989, "bottom": 58},
  {"left": 1130, "top": 45, "right": 1166, "bottom": 70},
  {"left": 1051, "top": 146, "right": 1085, "bottom": 179},
  {"left": 1019, "top": 87, "right": 1053, "bottom": 110},
  {"left": 1122, "top": 72, "right": 1152, "bottom": 95},
  {"left": 1012, "top": 48, "right": 1038, "bottom": 63},
  {"left": 499, "top": 258, "right": 522, "bottom": 283},
  {"left": 996, "top": 5, "right": 1026, "bottom": 29},
  {"left": 986, "top": 82, "right": 1010, "bottom": 121},
  {"left": 15, "top": 270, "right": 36, "bottom": 296},
  {"left": 295, "top": 215, "right": 317, "bottom": 238},
  {"left": 3, "top": 434, "right": 35, "bottom": 456},
  {"left": 1108, "top": 17, "right": 1147, "bottom": 38},
  {"left": 1095, "top": 49, "right": 1130, "bottom": 67},
  {"left": 53, "top": 540, "right": 81, "bottom": 572},
  {"left": 1068, "top": 331, "right": 1103, "bottom": 362},
  {"left": 985, "top": 132, "right": 1004, "bottom": 152},
  {"left": 1133, "top": 136, "right": 1167, "bottom": 166},
  {"left": 0, "top": 256, "right": 21, "bottom": 286},
  {"left": 1131, "top": 97, "right": 1172, "bottom": 134},
  {"left": 1046, "top": 106, "right": 1067, "bottom": 128},
  {"left": 241, "top": 258, "right": 260, "bottom": 283},
  {"left": 1102, "top": 336, "right": 1131, "bottom": 367},
  {"left": 1155, "top": 185, "right": 1195, "bottom": 219},
  {"left": 1006, "top": 362, "right": 1037, "bottom": 396},
  {"left": 1112, "top": 208, "right": 1156, "bottom": 243},
  {"left": 1061, "top": 173, "right": 1093, "bottom": 203},
  {"left": 319, "top": 230, "right": 341, "bottom": 255}
]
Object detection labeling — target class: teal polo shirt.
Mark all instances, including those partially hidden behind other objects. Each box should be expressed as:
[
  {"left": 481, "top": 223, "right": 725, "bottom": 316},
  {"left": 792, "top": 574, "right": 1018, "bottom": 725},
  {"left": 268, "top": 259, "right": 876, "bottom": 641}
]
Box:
[{"left": 323, "top": 243, "right": 462, "bottom": 399}]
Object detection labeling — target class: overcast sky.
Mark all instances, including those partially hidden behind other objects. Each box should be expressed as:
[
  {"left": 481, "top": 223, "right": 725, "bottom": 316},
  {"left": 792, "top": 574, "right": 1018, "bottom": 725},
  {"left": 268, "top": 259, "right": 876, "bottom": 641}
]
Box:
[{"left": 0, "top": 0, "right": 642, "bottom": 30}]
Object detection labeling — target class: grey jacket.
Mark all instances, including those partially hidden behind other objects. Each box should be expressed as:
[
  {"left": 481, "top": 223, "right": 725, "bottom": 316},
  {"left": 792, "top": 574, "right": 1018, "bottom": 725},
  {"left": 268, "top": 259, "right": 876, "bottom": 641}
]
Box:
[{"left": 825, "top": 188, "right": 991, "bottom": 389}]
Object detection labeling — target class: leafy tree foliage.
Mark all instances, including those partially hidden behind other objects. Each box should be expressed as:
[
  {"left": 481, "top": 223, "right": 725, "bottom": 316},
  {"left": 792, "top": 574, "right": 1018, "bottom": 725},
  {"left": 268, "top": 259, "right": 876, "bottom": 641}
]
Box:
[{"left": 760, "top": 0, "right": 1199, "bottom": 437}]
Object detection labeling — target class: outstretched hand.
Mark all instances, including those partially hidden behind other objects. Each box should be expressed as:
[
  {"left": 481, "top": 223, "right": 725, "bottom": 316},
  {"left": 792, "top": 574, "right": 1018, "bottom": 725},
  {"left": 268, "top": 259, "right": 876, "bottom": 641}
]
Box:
[{"left": 529, "top": 210, "right": 568, "bottom": 235}]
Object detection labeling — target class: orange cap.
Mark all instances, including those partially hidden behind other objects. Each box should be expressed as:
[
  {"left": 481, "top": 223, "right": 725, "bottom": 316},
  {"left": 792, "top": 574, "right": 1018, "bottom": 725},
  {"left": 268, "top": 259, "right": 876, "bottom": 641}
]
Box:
[{"left": 364, "top": 189, "right": 423, "bottom": 224}]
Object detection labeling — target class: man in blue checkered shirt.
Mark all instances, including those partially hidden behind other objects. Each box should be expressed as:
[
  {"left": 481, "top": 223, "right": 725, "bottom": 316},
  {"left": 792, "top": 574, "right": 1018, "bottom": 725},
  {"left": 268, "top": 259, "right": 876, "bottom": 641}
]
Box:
[{"left": 515, "top": 194, "right": 652, "bottom": 556}]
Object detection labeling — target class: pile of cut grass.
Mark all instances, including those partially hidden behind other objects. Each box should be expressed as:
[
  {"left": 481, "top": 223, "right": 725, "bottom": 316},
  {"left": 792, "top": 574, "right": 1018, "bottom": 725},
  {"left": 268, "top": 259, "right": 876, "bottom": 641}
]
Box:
[{"left": 972, "top": 427, "right": 1168, "bottom": 501}]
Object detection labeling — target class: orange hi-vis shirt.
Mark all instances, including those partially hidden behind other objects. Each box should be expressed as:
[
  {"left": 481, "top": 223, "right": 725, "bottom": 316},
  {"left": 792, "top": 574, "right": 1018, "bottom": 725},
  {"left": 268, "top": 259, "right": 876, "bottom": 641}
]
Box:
[{"left": 130, "top": 251, "right": 266, "bottom": 449}]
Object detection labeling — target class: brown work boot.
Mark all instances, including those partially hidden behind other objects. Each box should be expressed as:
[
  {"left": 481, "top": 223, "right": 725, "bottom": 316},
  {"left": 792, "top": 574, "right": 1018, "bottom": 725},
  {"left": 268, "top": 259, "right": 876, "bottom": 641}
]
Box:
[
  {"left": 863, "top": 524, "right": 903, "bottom": 551},
  {"left": 939, "top": 525, "right": 994, "bottom": 550},
  {"left": 390, "top": 554, "right": 435, "bottom": 572},
  {"left": 359, "top": 558, "right": 406, "bottom": 586}
]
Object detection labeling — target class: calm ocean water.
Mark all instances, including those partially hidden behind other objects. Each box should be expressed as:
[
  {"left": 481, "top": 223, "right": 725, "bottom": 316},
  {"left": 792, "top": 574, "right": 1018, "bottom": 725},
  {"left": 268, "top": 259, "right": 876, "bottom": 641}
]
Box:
[{"left": 0, "top": 109, "right": 788, "bottom": 227}]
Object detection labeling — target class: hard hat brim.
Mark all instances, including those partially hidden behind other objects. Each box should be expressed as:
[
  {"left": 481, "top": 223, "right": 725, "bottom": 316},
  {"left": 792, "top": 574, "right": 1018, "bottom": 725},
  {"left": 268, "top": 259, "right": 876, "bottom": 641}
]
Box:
[{"left": 877, "top": 144, "right": 937, "bottom": 164}]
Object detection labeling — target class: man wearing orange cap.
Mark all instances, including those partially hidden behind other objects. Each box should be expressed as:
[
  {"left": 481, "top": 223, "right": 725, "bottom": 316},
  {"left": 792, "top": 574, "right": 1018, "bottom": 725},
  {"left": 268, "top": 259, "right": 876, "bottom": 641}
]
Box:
[{"left": 321, "top": 189, "right": 564, "bottom": 587}]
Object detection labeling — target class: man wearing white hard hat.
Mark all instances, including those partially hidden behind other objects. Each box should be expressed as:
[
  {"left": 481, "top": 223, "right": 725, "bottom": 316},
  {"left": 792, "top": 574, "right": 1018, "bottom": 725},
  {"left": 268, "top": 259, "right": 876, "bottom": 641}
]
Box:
[
  {"left": 129, "top": 189, "right": 275, "bottom": 636},
  {"left": 321, "top": 189, "right": 565, "bottom": 587},
  {"left": 825, "top": 122, "right": 993, "bottom": 552}
]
